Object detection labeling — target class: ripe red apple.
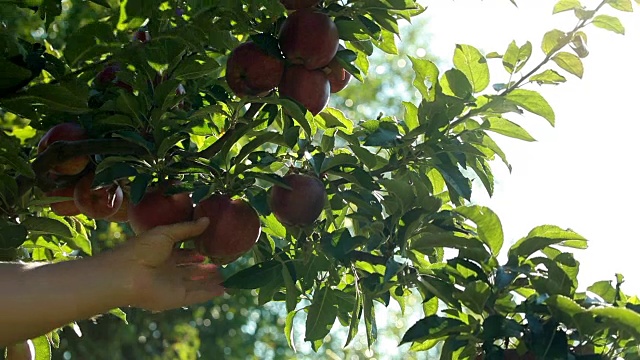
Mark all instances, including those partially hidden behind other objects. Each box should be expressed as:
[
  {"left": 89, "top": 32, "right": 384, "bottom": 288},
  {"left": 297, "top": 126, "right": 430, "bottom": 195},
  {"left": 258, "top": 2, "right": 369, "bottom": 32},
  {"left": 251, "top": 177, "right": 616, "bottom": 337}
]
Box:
[
  {"left": 106, "top": 195, "right": 129, "bottom": 223},
  {"left": 73, "top": 173, "right": 124, "bottom": 219},
  {"left": 504, "top": 349, "right": 536, "bottom": 360},
  {"left": 37, "top": 123, "right": 90, "bottom": 176},
  {"left": 279, "top": 65, "right": 330, "bottom": 115},
  {"left": 47, "top": 185, "right": 81, "bottom": 216},
  {"left": 193, "top": 195, "right": 261, "bottom": 265},
  {"left": 269, "top": 173, "right": 326, "bottom": 227},
  {"left": 133, "top": 28, "right": 151, "bottom": 43},
  {"left": 225, "top": 41, "right": 285, "bottom": 97},
  {"left": 326, "top": 51, "right": 351, "bottom": 93},
  {"left": 5, "top": 340, "right": 35, "bottom": 360},
  {"left": 128, "top": 185, "right": 193, "bottom": 234},
  {"left": 280, "top": 0, "right": 320, "bottom": 9},
  {"left": 95, "top": 63, "right": 133, "bottom": 92},
  {"left": 278, "top": 9, "right": 339, "bottom": 70}
]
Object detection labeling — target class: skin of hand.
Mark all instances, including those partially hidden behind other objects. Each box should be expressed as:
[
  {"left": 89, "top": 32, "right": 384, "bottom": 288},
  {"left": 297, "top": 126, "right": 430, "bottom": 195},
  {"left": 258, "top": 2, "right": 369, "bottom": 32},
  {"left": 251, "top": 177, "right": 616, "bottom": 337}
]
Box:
[{"left": 0, "top": 217, "right": 224, "bottom": 347}]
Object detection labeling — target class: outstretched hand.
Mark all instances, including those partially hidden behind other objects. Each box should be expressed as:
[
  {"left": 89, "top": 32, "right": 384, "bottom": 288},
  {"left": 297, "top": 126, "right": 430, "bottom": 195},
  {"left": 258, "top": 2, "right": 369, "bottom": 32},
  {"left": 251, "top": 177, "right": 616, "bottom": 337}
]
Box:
[{"left": 114, "top": 217, "right": 225, "bottom": 312}]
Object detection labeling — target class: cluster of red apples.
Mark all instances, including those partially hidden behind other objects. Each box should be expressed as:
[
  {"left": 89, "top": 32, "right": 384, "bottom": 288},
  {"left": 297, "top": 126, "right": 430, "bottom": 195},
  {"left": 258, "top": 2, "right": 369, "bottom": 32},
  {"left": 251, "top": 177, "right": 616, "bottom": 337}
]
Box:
[
  {"left": 225, "top": 0, "right": 351, "bottom": 115},
  {"left": 41, "top": 122, "right": 327, "bottom": 264}
]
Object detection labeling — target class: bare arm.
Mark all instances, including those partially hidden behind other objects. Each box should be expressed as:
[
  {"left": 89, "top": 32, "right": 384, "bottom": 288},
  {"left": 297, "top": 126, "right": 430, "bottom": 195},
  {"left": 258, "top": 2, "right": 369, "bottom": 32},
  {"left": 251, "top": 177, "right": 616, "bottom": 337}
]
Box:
[{"left": 0, "top": 217, "right": 224, "bottom": 347}]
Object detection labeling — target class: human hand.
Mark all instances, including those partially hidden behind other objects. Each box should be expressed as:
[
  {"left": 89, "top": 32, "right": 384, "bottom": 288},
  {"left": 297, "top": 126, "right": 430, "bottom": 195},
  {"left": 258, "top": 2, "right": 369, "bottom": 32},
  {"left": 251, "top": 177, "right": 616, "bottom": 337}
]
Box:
[{"left": 111, "top": 217, "right": 225, "bottom": 312}]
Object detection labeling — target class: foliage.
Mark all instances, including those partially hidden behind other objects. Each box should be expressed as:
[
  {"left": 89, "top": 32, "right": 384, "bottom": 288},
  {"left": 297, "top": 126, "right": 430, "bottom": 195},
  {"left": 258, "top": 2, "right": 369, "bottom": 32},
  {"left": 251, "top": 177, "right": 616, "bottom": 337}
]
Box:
[{"left": 2, "top": 0, "right": 640, "bottom": 359}]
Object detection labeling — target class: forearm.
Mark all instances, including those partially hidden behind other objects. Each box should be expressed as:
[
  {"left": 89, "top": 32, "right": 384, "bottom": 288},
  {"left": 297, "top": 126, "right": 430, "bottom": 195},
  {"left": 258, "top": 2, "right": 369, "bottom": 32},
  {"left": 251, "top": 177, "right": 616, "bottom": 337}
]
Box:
[{"left": 0, "top": 252, "right": 130, "bottom": 346}]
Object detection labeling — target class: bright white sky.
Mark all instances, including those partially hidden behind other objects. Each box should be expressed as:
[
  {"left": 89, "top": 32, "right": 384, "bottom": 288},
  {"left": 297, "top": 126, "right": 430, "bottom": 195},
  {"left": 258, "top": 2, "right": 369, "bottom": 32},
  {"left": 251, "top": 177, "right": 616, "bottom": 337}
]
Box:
[{"left": 422, "top": 0, "right": 640, "bottom": 294}]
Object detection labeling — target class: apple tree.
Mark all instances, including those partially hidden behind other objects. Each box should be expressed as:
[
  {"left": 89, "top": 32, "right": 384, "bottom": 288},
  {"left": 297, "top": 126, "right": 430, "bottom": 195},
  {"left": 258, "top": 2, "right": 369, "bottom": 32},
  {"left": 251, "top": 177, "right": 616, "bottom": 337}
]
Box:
[{"left": 2, "top": 0, "right": 640, "bottom": 359}]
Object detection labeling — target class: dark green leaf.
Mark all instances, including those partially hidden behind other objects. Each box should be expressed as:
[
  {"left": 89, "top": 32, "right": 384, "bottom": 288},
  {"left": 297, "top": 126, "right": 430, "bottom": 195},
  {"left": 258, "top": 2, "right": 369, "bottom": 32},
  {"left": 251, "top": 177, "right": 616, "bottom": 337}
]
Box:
[
  {"left": 305, "top": 287, "right": 338, "bottom": 341},
  {"left": 0, "top": 222, "right": 28, "bottom": 249},
  {"left": 22, "top": 216, "right": 73, "bottom": 239},
  {"left": 222, "top": 260, "right": 283, "bottom": 289},
  {"left": 400, "top": 315, "right": 466, "bottom": 344}
]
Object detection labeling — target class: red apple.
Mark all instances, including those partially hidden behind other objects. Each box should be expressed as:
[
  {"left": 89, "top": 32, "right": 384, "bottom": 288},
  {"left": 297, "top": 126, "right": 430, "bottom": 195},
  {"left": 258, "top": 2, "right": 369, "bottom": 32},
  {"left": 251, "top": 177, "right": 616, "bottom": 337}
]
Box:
[
  {"left": 37, "top": 123, "right": 90, "bottom": 176},
  {"left": 193, "top": 195, "right": 261, "bottom": 265},
  {"left": 279, "top": 65, "right": 330, "bottom": 115},
  {"left": 280, "top": 0, "right": 320, "bottom": 10},
  {"left": 5, "top": 340, "right": 35, "bottom": 360},
  {"left": 73, "top": 173, "right": 124, "bottom": 219},
  {"left": 128, "top": 185, "right": 194, "bottom": 234},
  {"left": 278, "top": 9, "right": 339, "bottom": 70},
  {"left": 95, "top": 63, "right": 133, "bottom": 92},
  {"left": 269, "top": 173, "right": 326, "bottom": 227},
  {"left": 106, "top": 195, "right": 129, "bottom": 223},
  {"left": 225, "top": 41, "right": 285, "bottom": 97},
  {"left": 47, "top": 185, "right": 81, "bottom": 216},
  {"left": 133, "top": 28, "right": 151, "bottom": 43},
  {"left": 326, "top": 49, "right": 351, "bottom": 93}
]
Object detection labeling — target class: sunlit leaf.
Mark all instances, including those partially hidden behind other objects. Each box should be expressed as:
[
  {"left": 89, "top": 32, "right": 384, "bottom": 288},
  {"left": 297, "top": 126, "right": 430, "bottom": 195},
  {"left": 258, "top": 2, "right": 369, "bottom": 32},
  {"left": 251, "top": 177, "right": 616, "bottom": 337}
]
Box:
[
  {"left": 552, "top": 51, "right": 584, "bottom": 78},
  {"left": 453, "top": 44, "right": 490, "bottom": 93}
]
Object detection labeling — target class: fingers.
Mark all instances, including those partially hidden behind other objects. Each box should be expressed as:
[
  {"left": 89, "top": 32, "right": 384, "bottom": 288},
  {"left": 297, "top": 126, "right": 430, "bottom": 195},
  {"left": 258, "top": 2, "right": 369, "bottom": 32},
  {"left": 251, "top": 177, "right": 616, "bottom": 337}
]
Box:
[
  {"left": 171, "top": 249, "right": 206, "bottom": 265},
  {"left": 182, "top": 278, "right": 226, "bottom": 305},
  {"left": 180, "top": 263, "right": 223, "bottom": 282},
  {"left": 147, "top": 217, "right": 210, "bottom": 245}
]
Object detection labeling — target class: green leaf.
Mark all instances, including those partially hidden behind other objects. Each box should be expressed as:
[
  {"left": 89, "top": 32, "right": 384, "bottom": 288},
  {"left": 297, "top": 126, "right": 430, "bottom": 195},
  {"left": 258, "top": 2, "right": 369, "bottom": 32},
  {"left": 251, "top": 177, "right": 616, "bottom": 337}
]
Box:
[
  {"left": 592, "top": 14, "right": 625, "bottom": 34},
  {"left": 222, "top": 260, "right": 283, "bottom": 289},
  {"left": 440, "top": 69, "right": 473, "bottom": 99},
  {"left": 508, "top": 225, "right": 587, "bottom": 261},
  {"left": 453, "top": 44, "right": 490, "bottom": 93},
  {"left": 410, "top": 231, "right": 485, "bottom": 253},
  {"left": 305, "top": 287, "right": 338, "bottom": 341},
  {"left": 285, "top": 310, "right": 300, "bottom": 352},
  {"left": 456, "top": 280, "right": 491, "bottom": 314},
  {"left": 363, "top": 292, "right": 377, "bottom": 348},
  {"left": 400, "top": 316, "right": 466, "bottom": 344},
  {"left": 541, "top": 29, "right": 569, "bottom": 55},
  {"left": 173, "top": 57, "right": 220, "bottom": 80},
  {"left": 589, "top": 307, "right": 640, "bottom": 338},
  {"left": 22, "top": 216, "right": 73, "bottom": 239},
  {"left": 403, "top": 101, "right": 419, "bottom": 131},
  {"left": 606, "top": 0, "right": 633, "bottom": 11},
  {"left": 530, "top": 69, "right": 567, "bottom": 85},
  {"left": 32, "top": 334, "right": 52, "bottom": 360},
  {"left": 409, "top": 56, "right": 439, "bottom": 101},
  {"left": 552, "top": 51, "right": 584, "bottom": 78},
  {"left": 505, "top": 89, "right": 555, "bottom": 126},
  {"left": 344, "top": 288, "right": 362, "bottom": 347},
  {"left": 0, "top": 222, "right": 28, "bottom": 249},
  {"left": 485, "top": 116, "right": 536, "bottom": 141},
  {"left": 109, "top": 308, "right": 128, "bottom": 323},
  {"left": 363, "top": 121, "right": 401, "bottom": 148},
  {"left": 502, "top": 41, "right": 532, "bottom": 74},
  {"left": 455, "top": 205, "right": 504, "bottom": 255},
  {"left": 1, "top": 84, "right": 90, "bottom": 114},
  {"left": 553, "top": 0, "right": 583, "bottom": 13}
]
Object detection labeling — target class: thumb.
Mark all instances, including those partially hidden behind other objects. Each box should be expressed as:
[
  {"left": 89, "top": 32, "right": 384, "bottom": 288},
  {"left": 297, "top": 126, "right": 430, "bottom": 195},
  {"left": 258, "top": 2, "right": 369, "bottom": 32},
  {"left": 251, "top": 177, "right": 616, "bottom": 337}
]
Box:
[{"left": 148, "top": 217, "right": 210, "bottom": 245}]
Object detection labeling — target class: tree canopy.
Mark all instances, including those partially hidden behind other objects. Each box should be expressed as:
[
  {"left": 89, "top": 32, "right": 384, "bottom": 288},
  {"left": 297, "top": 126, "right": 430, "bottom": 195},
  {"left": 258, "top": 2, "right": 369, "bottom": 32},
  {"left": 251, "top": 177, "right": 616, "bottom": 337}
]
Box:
[{"left": 2, "top": 0, "right": 640, "bottom": 359}]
